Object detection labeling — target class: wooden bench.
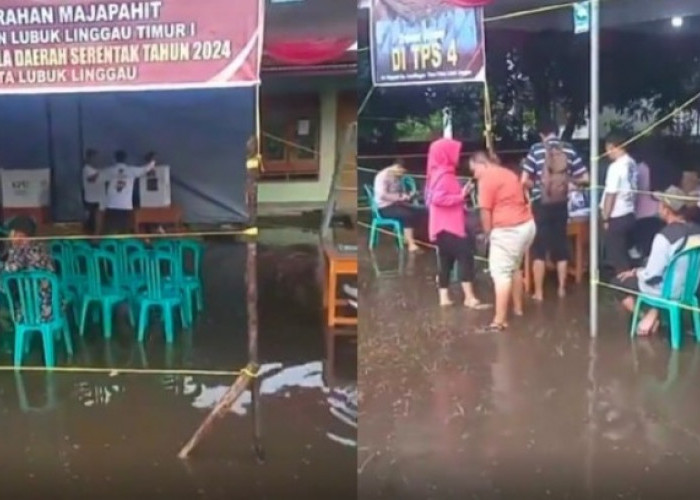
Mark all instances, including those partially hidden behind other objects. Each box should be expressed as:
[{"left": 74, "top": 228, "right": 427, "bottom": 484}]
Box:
[{"left": 523, "top": 217, "right": 589, "bottom": 293}]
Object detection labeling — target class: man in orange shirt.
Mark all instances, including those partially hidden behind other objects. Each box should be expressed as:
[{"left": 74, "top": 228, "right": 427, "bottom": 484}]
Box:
[{"left": 470, "top": 152, "right": 536, "bottom": 331}]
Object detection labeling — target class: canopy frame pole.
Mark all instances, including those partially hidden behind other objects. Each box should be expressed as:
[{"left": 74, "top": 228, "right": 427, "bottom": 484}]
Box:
[{"left": 589, "top": 0, "right": 601, "bottom": 338}]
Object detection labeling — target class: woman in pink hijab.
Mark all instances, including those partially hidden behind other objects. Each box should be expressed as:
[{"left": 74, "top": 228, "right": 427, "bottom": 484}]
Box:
[{"left": 426, "top": 138, "right": 487, "bottom": 308}]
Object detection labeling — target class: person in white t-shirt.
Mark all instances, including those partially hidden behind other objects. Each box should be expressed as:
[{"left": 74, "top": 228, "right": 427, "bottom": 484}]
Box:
[
  {"left": 81, "top": 149, "right": 105, "bottom": 235},
  {"left": 101, "top": 150, "right": 156, "bottom": 234},
  {"left": 601, "top": 132, "right": 638, "bottom": 273}
]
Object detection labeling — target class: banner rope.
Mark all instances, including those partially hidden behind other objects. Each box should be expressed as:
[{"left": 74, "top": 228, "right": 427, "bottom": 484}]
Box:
[
  {"left": 358, "top": 221, "right": 700, "bottom": 315},
  {"left": 0, "top": 227, "right": 258, "bottom": 243},
  {"left": 0, "top": 363, "right": 261, "bottom": 378}
]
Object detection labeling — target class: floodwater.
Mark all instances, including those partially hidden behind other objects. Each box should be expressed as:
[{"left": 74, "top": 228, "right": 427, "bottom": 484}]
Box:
[
  {"left": 0, "top": 232, "right": 357, "bottom": 499},
  {"left": 359, "top": 243, "right": 700, "bottom": 499}
]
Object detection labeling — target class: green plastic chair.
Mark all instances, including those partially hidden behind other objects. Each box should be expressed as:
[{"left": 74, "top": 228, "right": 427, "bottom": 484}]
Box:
[
  {"left": 1, "top": 270, "right": 73, "bottom": 367},
  {"left": 77, "top": 249, "right": 133, "bottom": 339},
  {"left": 98, "top": 239, "right": 119, "bottom": 255},
  {"left": 49, "top": 245, "right": 80, "bottom": 324},
  {"left": 401, "top": 175, "right": 420, "bottom": 206},
  {"left": 363, "top": 185, "right": 404, "bottom": 250},
  {"left": 130, "top": 250, "right": 189, "bottom": 343},
  {"left": 119, "top": 239, "right": 148, "bottom": 297},
  {"left": 177, "top": 239, "right": 204, "bottom": 314},
  {"left": 630, "top": 246, "right": 700, "bottom": 350}
]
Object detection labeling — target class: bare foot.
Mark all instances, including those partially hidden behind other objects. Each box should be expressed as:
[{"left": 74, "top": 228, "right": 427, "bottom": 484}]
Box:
[
  {"left": 531, "top": 293, "right": 544, "bottom": 302},
  {"left": 513, "top": 309, "right": 524, "bottom": 317},
  {"left": 557, "top": 288, "right": 566, "bottom": 298},
  {"left": 464, "top": 298, "right": 492, "bottom": 310},
  {"left": 440, "top": 298, "right": 455, "bottom": 307},
  {"left": 637, "top": 317, "right": 660, "bottom": 337},
  {"left": 408, "top": 245, "right": 422, "bottom": 253}
]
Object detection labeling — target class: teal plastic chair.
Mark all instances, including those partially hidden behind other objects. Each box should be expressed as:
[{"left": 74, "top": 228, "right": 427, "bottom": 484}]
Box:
[
  {"left": 178, "top": 239, "right": 204, "bottom": 314},
  {"left": 98, "top": 239, "right": 119, "bottom": 255},
  {"left": 153, "top": 239, "right": 176, "bottom": 254},
  {"left": 77, "top": 249, "right": 133, "bottom": 339},
  {"left": 119, "top": 239, "right": 147, "bottom": 297},
  {"left": 130, "top": 250, "right": 189, "bottom": 343},
  {"left": 363, "top": 185, "right": 404, "bottom": 250},
  {"left": 630, "top": 246, "right": 700, "bottom": 350},
  {"left": 401, "top": 175, "right": 420, "bottom": 206},
  {"left": 1, "top": 271, "right": 73, "bottom": 367},
  {"left": 48, "top": 246, "right": 80, "bottom": 324}
]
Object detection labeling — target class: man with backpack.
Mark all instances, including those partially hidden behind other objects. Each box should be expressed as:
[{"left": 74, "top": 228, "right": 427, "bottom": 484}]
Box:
[{"left": 522, "top": 120, "right": 589, "bottom": 300}]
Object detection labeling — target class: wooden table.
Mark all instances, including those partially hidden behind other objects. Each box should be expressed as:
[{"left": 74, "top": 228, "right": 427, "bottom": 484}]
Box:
[
  {"left": 133, "top": 205, "right": 183, "bottom": 233},
  {"left": 523, "top": 217, "right": 589, "bottom": 293},
  {"left": 323, "top": 244, "right": 358, "bottom": 328},
  {"left": 2, "top": 207, "right": 50, "bottom": 227}
]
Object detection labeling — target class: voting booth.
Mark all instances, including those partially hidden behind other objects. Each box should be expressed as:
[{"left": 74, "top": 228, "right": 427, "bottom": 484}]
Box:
[
  {"left": 0, "top": 169, "right": 51, "bottom": 209},
  {"left": 0, "top": 0, "right": 261, "bottom": 225},
  {"left": 0, "top": 168, "right": 52, "bottom": 224},
  {"left": 139, "top": 166, "right": 171, "bottom": 208}
]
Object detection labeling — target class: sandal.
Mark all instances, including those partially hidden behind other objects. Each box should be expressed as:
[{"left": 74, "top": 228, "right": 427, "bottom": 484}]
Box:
[{"left": 478, "top": 322, "right": 508, "bottom": 333}]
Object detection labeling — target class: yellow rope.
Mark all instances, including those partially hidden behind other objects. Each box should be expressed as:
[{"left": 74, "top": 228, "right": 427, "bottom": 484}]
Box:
[
  {"left": 483, "top": 83, "right": 495, "bottom": 155},
  {"left": 594, "top": 90, "right": 700, "bottom": 162},
  {"left": 359, "top": 220, "right": 700, "bottom": 314},
  {"left": 1, "top": 227, "right": 258, "bottom": 243},
  {"left": 594, "top": 279, "right": 700, "bottom": 314},
  {"left": 0, "top": 364, "right": 261, "bottom": 377},
  {"left": 484, "top": 1, "right": 594, "bottom": 23}
]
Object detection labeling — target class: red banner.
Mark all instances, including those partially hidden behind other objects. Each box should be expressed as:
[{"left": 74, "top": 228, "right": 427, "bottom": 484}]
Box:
[{"left": 0, "top": 0, "right": 262, "bottom": 94}]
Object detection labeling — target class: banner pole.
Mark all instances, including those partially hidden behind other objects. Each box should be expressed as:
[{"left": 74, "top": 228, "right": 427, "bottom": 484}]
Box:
[{"left": 589, "top": 0, "right": 600, "bottom": 339}]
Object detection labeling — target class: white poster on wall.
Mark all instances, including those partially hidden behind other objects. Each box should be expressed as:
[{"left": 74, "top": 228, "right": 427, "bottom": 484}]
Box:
[
  {"left": 0, "top": 169, "right": 51, "bottom": 208},
  {"left": 139, "top": 165, "right": 171, "bottom": 208}
]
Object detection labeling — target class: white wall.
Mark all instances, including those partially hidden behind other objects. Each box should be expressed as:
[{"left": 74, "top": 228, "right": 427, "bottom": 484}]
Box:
[{"left": 258, "top": 88, "right": 338, "bottom": 205}]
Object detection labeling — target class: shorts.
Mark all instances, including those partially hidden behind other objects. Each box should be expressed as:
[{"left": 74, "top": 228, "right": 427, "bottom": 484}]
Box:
[
  {"left": 489, "top": 219, "right": 537, "bottom": 283},
  {"left": 531, "top": 202, "right": 569, "bottom": 262}
]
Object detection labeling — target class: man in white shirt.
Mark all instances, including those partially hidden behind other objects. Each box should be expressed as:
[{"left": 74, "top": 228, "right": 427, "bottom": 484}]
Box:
[
  {"left": 601, "top": 132, "right": 638, "bottom": 273},
  {"left": 82, "top": 149, "right": 103, "bottom": 234},
  {"left": 101, "top": 150, "right": 156, "bottom": 234}
]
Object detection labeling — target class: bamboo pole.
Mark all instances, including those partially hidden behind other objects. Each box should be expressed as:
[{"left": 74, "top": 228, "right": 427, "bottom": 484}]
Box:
[
  {"left": 177, "top": 363, "right": 257, "bottom": 459},
  {"left": 177, "top": 135, "right": 262, "bottom": 460},
  {"left": 245, "top": 134, "right": 264, "bottom": 462}
]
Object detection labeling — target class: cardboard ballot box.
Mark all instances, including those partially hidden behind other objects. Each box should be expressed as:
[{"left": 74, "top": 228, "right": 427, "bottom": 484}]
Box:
[
  {"left": 139, "top": 165, "right": 171, "bottom": 208},
  {"left": 0, "top": 168, "right": 50, "bottom": 208}
]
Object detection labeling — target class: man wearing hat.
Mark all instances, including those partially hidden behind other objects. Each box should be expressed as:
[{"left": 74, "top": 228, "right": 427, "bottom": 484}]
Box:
[{"left": 616, "top": 186, "right": 700, "bottom": 336}]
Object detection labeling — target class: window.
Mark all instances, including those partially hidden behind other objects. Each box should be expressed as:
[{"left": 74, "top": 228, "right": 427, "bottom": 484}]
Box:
[{"left": 261, "top": 93, "right": 321, "bottom": 180}]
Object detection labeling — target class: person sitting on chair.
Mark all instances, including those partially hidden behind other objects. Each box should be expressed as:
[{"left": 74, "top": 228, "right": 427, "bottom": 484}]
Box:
[
  {"left": 616, "top": 186, "right": 700, "bottom": 337},
  {"left": 1, "top": 216, "right": 56, "bottom": 322},
  {"left": 373, "top": 159, "right": 421, "bottom": 252}
]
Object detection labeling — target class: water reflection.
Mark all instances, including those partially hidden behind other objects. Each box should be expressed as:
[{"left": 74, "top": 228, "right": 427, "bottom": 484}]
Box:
[
  {"left": 191, "top": 361, "right": 357, "bottom": 448},
  {"left": 11, "top": 360, "right": 357, "bottom": 449},
  {"left": 15, "top": 371, "right": 57, "bottom": 412}
]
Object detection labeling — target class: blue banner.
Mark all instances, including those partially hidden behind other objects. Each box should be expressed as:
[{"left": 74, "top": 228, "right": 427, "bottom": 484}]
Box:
[{"left": 370, "top": 0, "right": 486, "bottom": 86}]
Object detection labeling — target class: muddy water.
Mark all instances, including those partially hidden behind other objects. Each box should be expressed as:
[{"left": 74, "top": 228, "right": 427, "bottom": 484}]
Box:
[
  {"left": 0, "top": 238, "right": 356, "bottom": 499},
  {"left": 359, "top": 246, "right": 700, "bottom": 499}
]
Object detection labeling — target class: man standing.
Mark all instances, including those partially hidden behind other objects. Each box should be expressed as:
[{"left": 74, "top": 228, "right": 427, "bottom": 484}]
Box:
[
  {"left": 101, "top": 151, "right": 156, "bottom": 234},
  {"left": 82, "top": 149, "right": 103, "bottom": 235},
  {"left": 471, "top": 152, "right": 536, "bottom": 332},
  {"left": 522, "top": 120, "right": 589, "bottom": 300},
  {"left": 601, "top": 132, "right": 638, "bottom": 274}
]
